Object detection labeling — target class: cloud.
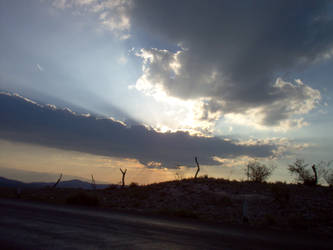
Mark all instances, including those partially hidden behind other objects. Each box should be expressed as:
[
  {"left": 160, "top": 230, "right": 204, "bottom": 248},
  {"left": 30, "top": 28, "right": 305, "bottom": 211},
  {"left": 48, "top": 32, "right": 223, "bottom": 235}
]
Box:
[
  {"left": 52, "top": 0, "right": 98, "bottom": 9},
  {"left": 35, "top": 63, "right": 44, "bottom": 72},
  {"left": 222, "top": 78, "right": 321, "bottom": 131},
  {"left": 47, "top": 1, "right": 329, "bottom": 133},
  {"left": 117, "top": 55, "right": 127, "bottom": 65},
  {"left": 0, "top": 92, "right": 276, "bottom": 169},
  {"left": 234, "top": 137, "right": 311, "bottom": 159},
  {"left": 51, "top": 0, "right": 132, "bottom": 38},
  {"left": 52, "top": 0, "right": 68, "bottom": 9},
  {"left": 128, "top": 0, "right": 332, "bottom": 131}
]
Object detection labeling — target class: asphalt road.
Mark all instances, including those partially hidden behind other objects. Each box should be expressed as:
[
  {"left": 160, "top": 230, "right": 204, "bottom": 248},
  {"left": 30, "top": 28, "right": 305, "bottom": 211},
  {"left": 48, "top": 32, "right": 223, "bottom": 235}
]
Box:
[{"left": 0, "top": 198, "right": 332, "bottom": 250}]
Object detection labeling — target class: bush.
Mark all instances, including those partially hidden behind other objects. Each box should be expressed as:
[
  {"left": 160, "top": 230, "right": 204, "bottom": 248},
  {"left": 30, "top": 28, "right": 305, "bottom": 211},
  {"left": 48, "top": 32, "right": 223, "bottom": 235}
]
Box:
[
  {"left": 129, "top": 182, "right": 139, "bottom": 188},
  {"left": 66, "top": 191, "right": 99, "bottom": 206},
  {"left": 324, "top": 171, "right": 333, "bottom": 187},
  {"left": 322, "top": 161, "right": 333, "bottom": 186},
  {"left": 288, "top": 159, "right": 325, "bottom": 186},
  {"left": 245, "top": 161, "right": 275, "bottom": 183}
]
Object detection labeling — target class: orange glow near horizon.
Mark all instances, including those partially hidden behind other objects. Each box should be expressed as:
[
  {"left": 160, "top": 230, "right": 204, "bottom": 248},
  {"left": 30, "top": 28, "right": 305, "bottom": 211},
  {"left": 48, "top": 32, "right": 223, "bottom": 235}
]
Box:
[
  {"left": 0, "top": 139, "right": 292, "bottom": 184},
  {"left": 0, "top": 139, "right": 176, "bottom": 184}
]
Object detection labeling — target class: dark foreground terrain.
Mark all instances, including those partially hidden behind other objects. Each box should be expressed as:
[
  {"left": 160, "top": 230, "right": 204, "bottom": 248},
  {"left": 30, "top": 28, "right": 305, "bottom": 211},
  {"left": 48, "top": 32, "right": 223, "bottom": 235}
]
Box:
[
  {"left": 1, "top": 177, "right": 333, "bottom": 234},
  {"left": 1, "top": 198, "right": 333, "bottom": 250}
]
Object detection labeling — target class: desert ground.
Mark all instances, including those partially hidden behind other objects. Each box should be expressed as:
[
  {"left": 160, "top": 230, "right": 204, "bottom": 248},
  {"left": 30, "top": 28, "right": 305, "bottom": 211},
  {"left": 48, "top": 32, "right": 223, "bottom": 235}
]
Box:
[{"left": 1, "top": 177, "right": 332, "bottom": 235}]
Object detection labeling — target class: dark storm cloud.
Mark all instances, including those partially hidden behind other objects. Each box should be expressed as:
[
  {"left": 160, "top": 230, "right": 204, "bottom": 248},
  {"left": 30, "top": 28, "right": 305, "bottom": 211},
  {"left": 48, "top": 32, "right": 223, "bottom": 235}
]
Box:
[
  {"left": 0, "top": 93, "right": 275, "bottom": 168},
  {"left": 129, "top": 0, "right": 331, "bottom": 127}
]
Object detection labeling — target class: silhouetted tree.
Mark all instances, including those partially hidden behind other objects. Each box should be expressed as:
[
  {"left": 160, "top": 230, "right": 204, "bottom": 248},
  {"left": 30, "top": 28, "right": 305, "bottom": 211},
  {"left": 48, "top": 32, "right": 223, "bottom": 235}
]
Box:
[
  {"left": 91, "top": 174, "right": 96, "bottom": 190},
  {"left": 194, "top": 157, "right": 200, "bottom": 179},
  {"left": 52, "top": 173, "right": 62, "bottom": 189},
  {"left": 245, "top": 161, "right": 274, "bottom": 183},
  {"left": 312, "top": 160, "right": 333, "bottom": 186},
  {"left": 312, "top": 165, "right": 318, "bottom": 185},
  {"left": 120, "top": 168, "right": 127, "bottom": 188},
  {"left": 288, "top": 159, "right": 320, "bottom": 186}
]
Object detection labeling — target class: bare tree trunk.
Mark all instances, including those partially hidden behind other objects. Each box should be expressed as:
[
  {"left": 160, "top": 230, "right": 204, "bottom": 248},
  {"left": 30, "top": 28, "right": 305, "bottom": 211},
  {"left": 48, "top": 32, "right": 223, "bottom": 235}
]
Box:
[
  {"left": 194, "top": 157, "right": 200, "bottom": 179},
  {"left": 91, "top": 174, "right": 96, "bottom": 190},
  {"left": 247, "top": 163, "right": 250, "bottom": 181},
  {"left": 52, "top": 173, "right": 62, "bottom": 189},
  {"left": 120, "top": 168, "right": 127, "bottom": 188},
  {"left": 312, "top": 164, "right": 318, "bottom": 185}
]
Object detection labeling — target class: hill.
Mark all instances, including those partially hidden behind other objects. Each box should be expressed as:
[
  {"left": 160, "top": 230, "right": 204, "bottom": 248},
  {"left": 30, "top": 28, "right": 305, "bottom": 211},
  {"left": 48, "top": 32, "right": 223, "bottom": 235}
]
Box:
[
  {"left": 0, "top": 176, "right": 109, "bottom": 189},
  {"left": 0, "top": 176, "right": 27, "bottom": 188}
]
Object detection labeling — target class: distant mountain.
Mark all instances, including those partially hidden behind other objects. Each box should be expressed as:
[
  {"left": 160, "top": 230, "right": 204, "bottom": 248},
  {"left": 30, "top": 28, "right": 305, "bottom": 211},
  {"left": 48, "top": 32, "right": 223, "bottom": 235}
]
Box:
[
  {"left": 0, "top": 176, "right": 109, "bottom": 189},
  {"left": 0, "top": 166, "right": 89, "bottom": 183},
  {"left": 57, "top": 179, "right": 109, "bottom": 189},
  {"left": 0, "top": 176, "right": 27, "bottom": 188}
]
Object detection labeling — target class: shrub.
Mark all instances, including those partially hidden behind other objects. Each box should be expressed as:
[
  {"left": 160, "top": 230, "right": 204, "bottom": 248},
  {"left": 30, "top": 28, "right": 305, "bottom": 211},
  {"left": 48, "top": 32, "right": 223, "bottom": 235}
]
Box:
[
  {"left": 288, "top": 159, "right": 314, "bottom": 185},
  {"left": 288, "top": 159, "right": 326, "bottom": 186},
  {"left": 66, "top": 191, "right": 99, "bottom": 206},
  {"left": 321, "top": 161, "right": 333, "bottom": 186},
  {"left": 245, "top": 161, "right": 275, "bottom": 183},
  {"left": 129, "top": 182, "right": 139, "bottom": 188},
  {"left": 324, "top": 171, "right": 333, "bottom": 187}
]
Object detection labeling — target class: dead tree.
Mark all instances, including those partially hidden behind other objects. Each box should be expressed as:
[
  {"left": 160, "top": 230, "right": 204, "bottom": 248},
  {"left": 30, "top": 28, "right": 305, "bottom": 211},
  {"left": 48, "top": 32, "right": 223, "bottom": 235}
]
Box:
[
  {"left": 91, "top": 174, "right": 96, "bottom": 190},
  {"left": 120, "top": 168, "right": 127, "bottom": 188},
  {"left": 312, "top": 164, "right": 318, "bottom": 185},
  {"left": 52, "top": 173, "right": 62, "bottom": 189},
  {"left": 194, "top": 157, "right": 200, "bottom": 179}
]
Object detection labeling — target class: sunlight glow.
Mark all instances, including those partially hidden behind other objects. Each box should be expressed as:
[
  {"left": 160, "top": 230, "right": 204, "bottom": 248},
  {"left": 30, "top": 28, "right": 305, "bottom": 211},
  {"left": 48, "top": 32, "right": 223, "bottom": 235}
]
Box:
[{"left": 0, "top": 140, "right": 176, "bottom": 184}]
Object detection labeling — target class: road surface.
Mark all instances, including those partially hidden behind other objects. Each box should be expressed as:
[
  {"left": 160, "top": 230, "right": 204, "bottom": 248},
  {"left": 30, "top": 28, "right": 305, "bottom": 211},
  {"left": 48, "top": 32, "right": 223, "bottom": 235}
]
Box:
[{"left": 0, "top": 198, "right": 332, "bottom": 249}]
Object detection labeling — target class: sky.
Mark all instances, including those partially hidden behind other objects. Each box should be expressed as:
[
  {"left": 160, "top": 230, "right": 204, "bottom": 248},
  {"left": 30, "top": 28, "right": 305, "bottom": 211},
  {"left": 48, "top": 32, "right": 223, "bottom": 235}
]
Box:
[{"left": 1, "top": 0, "right": 333, "bottom": 184}]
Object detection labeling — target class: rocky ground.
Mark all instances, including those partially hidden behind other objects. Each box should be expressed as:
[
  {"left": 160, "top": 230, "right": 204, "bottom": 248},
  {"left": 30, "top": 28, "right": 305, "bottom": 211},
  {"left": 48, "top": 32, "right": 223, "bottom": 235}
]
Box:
[{"left": 1, "top": 177, "right": 333, "bottom": 235}]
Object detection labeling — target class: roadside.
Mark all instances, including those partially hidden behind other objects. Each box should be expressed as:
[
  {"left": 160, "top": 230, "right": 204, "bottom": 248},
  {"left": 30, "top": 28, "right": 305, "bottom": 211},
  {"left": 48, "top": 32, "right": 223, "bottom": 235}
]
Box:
[
  {"left": 1, "top": 198, "right": 333, "bottom": 250},
  {"left": 1, "top": 177, "right": 333, "bottom": 236}
]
